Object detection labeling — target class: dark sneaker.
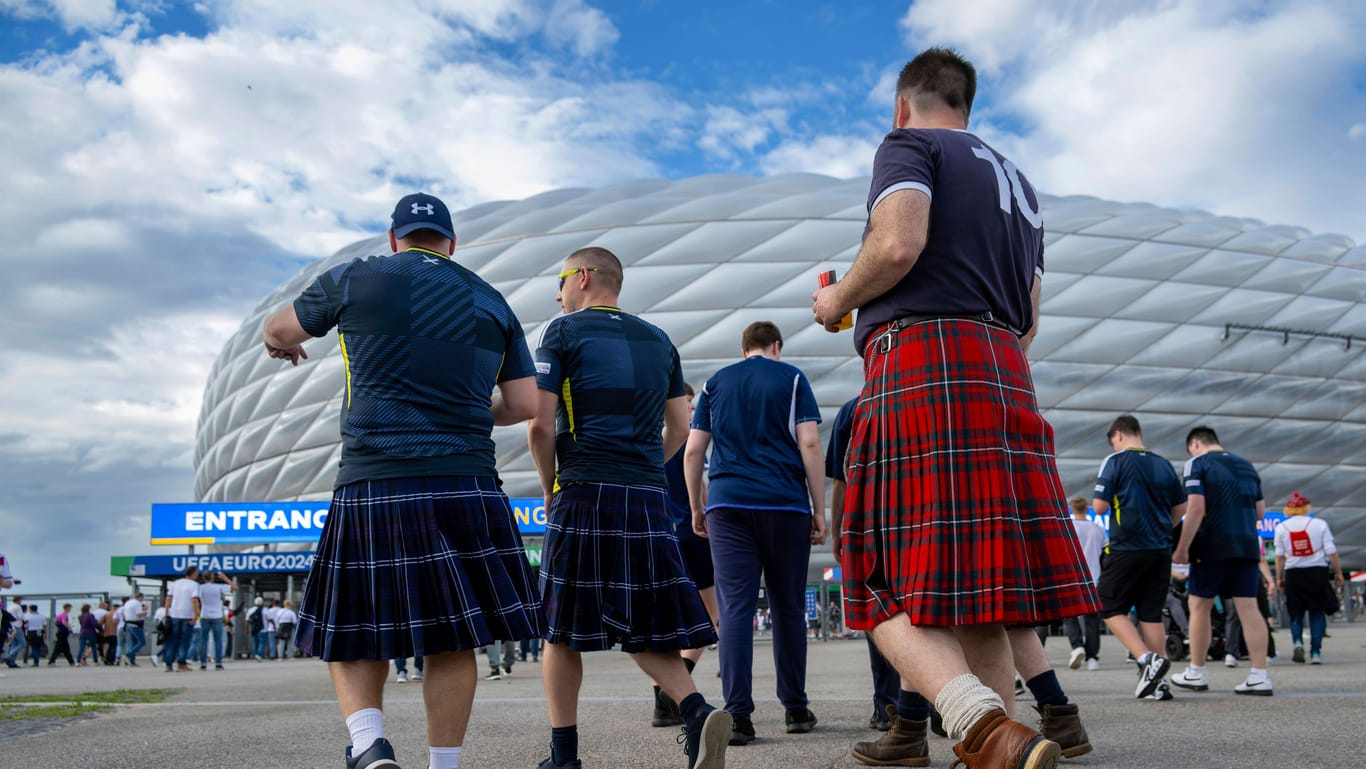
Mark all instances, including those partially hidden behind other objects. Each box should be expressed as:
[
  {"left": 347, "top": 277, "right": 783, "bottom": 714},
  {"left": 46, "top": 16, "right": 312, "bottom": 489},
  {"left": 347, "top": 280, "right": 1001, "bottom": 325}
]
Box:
[
  {"left": 1035, "top": 703, "right": 1092, "bottom": 759},
  {"left": 1146, "top": 680, "right": 1173, "bottom": 701},
  {"left": 681, "top": 706, "right": 732, "bottom": 769},
  {"left": 868, "top": 710, "right": 891, "bottom": 731},
  {"left": 785, "top": 707, "right": 818, "bottom": 734},
  {"left": 504, "top": 664, "right": 513, "bottom": 674},
  {"left": 1292, "top": 645, "right": 1305, "bottom": 664},
  {"left": 729, "top": 714, "right": 756, "bottom": 746},
  {"left": 536, "top": 757, "right": 582, "bottom": 769},
  {"left": 484, "top": 670, "right": 501, "bottom": 681},
  {"left": 1134, "top": 654, "right": 1170, "bottom": 699},
  {"left": 652, "top": 688, "right": 684, "bottom": 727},
  {"left": 346, "top": 737, "right": 400, "bottom": 769}
]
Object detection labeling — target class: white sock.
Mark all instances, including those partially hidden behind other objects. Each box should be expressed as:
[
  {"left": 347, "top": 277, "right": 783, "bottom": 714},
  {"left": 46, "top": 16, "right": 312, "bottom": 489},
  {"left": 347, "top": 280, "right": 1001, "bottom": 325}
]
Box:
[
  {"left": 430, "top": 746, "right": 462, "bottom": 769},
  {"left": 1248, "top": 667, "right": 1268, "bottom": 681},
  {"left": 1187, "top": 663, "right": 1205, "bottom": 674},
  {"left": 934, "top": 674, "right": 1005, "bottom": 741},
  {"left": 345, "top": 708, "right": 384, "bottom": 755},
  {"left": 1137, "top": 651, "right": 1153, "bottom": 665}
]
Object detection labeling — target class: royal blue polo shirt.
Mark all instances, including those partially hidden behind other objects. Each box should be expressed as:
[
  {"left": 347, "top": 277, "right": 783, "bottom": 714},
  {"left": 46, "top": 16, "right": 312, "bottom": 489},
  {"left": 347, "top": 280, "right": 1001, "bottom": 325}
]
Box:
[
  {"left": 293, "top": 247, "right": 535, "bottom": 487},
  {"left": 825, "top": 397, "right": 858, "bottom": 483},
  {"left": 1183, "top": 450, "right": 1264, "bottom": 562},
  {"left": 692, "top": 356, "right": 821, "bottom": 514},
  {"left": 855, "top": 128, "right": 1045, "bottom": 352},
  {"left": 534, "top": 306, "right": 684, "bottom": 488},
  {"left": 1093, "top": 448, "right": 1185, "bottom": 553}
]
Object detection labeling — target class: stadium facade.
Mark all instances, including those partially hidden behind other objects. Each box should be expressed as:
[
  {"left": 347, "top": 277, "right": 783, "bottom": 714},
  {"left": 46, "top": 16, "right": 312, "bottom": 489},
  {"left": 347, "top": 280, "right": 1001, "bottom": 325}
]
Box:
[{"left": 193, "top": 174, "right": 1366, "bottom": 567}]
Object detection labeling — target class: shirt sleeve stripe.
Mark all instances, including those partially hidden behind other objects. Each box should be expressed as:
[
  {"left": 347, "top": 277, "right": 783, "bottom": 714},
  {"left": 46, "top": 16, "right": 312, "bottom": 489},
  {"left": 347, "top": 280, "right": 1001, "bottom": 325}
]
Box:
[{"left": 871, "top": 181, "right": 932, "bottom": 214}]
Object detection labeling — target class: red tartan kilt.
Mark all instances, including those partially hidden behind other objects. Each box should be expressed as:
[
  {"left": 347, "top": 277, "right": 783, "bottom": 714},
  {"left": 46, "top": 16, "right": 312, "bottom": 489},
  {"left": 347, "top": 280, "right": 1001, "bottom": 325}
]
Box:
[{"left": 840, "top": 319, "right": 1099, "bottom": 629}]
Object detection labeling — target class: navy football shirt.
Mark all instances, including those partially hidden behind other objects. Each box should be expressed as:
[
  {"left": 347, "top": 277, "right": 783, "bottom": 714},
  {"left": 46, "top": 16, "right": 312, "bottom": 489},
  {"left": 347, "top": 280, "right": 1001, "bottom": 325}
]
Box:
[
  {"left": 1183, "top": 450, "right": 1263, "bottom": 562},
  {"left": 855, "top": 128, "right": 1045, "bottom": 352},
  {"left": 663, "top": 447, "right": 701, "bottom": 540},
  {"left": 534, "top": 306, "right": 684, "bottom": 488},
  {"left": 293, "top": 246, "right": 535, "bottom": 487},
  {"left": 1093, "top": 448, "right": 1185, "bottom": 553},
  {"left": 825, "top": 397, "right": 858, "bottom": 483},
  {"left": 692, "top": 356, "right": 821, "bottom": 514}
]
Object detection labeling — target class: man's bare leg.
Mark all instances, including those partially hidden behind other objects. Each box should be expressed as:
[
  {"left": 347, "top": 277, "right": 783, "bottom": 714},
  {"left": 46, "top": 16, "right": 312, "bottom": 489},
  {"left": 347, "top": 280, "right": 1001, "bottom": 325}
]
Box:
[
  {"left": 421, "top": 650, "right": 476, "bottom": 747},
  {"left": 1231, "top": 597, "right": 1268, "bottom": 669},
  {"left": 329, "top": 659, "right": 390, "bottom": 756},
  {"left": 1187, "top": 596, "right": 1214, "bottom": 668},
  {"left": 542, "top": 641, "right": 583, "bottom": 727}
]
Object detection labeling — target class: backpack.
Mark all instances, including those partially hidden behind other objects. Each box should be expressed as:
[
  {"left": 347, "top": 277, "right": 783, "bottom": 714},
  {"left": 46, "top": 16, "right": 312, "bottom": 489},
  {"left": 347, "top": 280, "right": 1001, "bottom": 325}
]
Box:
[{"left": 249, "top": 607, "right": 265, "bottom": 633}]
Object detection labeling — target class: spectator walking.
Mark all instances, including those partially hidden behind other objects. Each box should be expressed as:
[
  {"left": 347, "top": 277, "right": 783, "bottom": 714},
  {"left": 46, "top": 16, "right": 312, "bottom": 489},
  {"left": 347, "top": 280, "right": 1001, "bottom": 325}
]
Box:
[
  {"left": 248, "top": 597, "right": 269, "bottom": 660},
  {"left": 1171, "top": 426, "right": 1273, "bottom": 696},
  {"left": 483, "top": 641, "right": 515, "bottom": 680},
  {"left": 266, "top": 192, "right": 544, "bottom": 769},
  {"left": 5, "top": 595, "right": 25, "bottom": 667},
  {"left": 98, "top": 603, "right": 119, "bottom": 665},
  {"left": 119, "top": 596, "right": 147, "bottom": 666},
  {"left": 394, "top": 656, "right": 424, "bottom": 683},
  {"left": 1274, "top": 493, "right": 1345, "bottom": 664},
  {"left": 1063, "top": 498, "right": 1107, "bottom": 672},
  {"left": 24, "top": 604, "right": 47, "bottom": 667},
  {"left": 684, "top": 320, "right": 825, "bottom": 747},
  {"left": 77, "top": 604, "right": 99, "bottom": 665},
  {"left": 529, "top": 246, "right": 731, "bottom": 769},
  {"left": 196, "top": 573, "right": 235, "bottom": 670},
  {"left": 47, "top": 603, "right": 75, "bottom": 666},
  {"left": 164, "top": 565, "right": 202, "bottom": 672},
  {"left": 811, "top": 48, "right": 1098, "bottom": 769},
  {"left": 275, "top": 599, "right": 297, "bottom": 660}
]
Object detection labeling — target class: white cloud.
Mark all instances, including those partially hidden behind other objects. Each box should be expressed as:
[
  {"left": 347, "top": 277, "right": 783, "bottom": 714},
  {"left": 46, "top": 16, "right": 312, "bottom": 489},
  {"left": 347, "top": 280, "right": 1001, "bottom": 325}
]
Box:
[
  {"left": 900, "top": 0, "right": 1366, "bottom": 241},
  {"left": 1350, "top": 123, "right": 1366, "bottom": 141},
  {"left": 760, "top": 134, "right": 879, "bottom": 179},
  {"left": 698, "top": 105, "right": 786, "bottom": 163},
  {"left": 545, "top": 0, "right": 620, "bottom": 56},
  {"left": 0, "top": 0, "right": 121, "bottom": 31}
]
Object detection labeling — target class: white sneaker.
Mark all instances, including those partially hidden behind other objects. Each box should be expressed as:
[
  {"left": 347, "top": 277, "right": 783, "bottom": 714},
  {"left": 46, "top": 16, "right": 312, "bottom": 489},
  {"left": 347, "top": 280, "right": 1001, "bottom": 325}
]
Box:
[
  {"left": 411, "top": 672, "right": 423, "bottom": 681},
  {"left": 1135, "top": 654, "right": 1170, "bottom": 699},
  {"left": 1224, "top": 654, "right": 1239, "bottom": 668},
  {"left": 395, "top": 671, "right": 409, "bottom": 683},
  {"left": 1086, "top": 658, "right": 1100, "bottom": 671},
  {"left": 1146, "top": 680, "right": 1174, "bottom": 701},
  {"left": 1171, "top": 667, "right": 1208, "bottom": 692},
  {"left": 1234, "top": 676, "right": 1273, "bottom": 696},
  {"left": 1069, "top": 647, "right": 1085, "bottom": 669}
]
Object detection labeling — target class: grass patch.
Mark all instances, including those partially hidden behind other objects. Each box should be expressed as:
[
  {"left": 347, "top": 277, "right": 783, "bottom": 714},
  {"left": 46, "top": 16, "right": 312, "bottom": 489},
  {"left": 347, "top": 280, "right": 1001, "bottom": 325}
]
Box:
[
  {"left": 0, "top": 703, "right": 110, "bottom": 721},
  {"left": 0, "top": 688, "right": 176, "bottom": 705}
]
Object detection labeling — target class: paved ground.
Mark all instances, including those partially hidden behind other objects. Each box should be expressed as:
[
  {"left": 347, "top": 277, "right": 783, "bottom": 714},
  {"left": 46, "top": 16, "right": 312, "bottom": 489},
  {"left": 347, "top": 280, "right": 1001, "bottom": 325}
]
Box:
[{"left": 2, "top": 623, "right": 1364, "bottom": 769}]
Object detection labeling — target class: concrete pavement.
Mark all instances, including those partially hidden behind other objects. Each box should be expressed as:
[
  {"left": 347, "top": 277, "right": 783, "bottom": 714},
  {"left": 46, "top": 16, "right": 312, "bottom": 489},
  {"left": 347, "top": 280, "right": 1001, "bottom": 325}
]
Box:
[{"left": 2, "top": 623, "right": 1364, "bottom": 768}]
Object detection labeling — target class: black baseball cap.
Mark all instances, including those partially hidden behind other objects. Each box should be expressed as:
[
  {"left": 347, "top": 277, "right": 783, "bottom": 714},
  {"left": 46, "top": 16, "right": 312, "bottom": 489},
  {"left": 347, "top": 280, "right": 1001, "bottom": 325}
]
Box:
[{"left": 391, "top": 192, "right": 455, "bottom": 240}]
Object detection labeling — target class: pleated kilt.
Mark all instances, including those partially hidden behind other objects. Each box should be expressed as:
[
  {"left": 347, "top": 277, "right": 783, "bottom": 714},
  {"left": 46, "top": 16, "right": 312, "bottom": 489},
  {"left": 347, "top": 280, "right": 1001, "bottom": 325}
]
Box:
[
  {"left": 540, "top": 482, "right": 717, "bottom": 653},
  {"left": 841, "top": 318, "right": 1100, "bottom": 630},
  {"left": 294, "top": 476, "right": 544, "bottom": 662}
]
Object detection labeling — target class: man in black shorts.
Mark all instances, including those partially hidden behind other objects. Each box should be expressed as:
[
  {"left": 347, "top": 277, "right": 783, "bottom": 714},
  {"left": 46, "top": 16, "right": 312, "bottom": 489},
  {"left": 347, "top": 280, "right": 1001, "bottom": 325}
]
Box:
[{"left": 1090, "top": 415, "right": 1186, "bottom": 700}]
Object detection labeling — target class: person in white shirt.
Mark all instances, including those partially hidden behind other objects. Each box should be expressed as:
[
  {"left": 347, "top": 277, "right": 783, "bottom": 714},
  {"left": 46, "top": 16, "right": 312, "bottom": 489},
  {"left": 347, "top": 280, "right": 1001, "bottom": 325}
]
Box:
[
  {"left": 196, "top": 571, "right": 237, "bottom": 670},
  {"left": 0, "top": 552, "right": 12, "bottom": 589},
  {"left": 121, "top": 593, "right": 148, "bottom": 666},
  {"left": 1274, "top": 493, "right": 1346, "bottom": 664},
  {"left": 263, "top": 600, "right": 280, "bottom": 660},
  {"left": 4, "top": 596, "right": 24, "bottom": 668},
  {"left": 24, "top": 605, "right": 47, "bottom": 667},
  {"left": 1064, "top": 497, "right": 1109, "bottom": 671},
  {"left": 151, "top": 604, "right": 169, "bottom": 665},
  {"left": 163, "top": 566, "right": 202, "bottom": 672},
  {"left": 114, "top": 601, "right": 128, "bottom": 666},
  {"left": 275, "top": 599, "right": 299, "bottom": 660}
]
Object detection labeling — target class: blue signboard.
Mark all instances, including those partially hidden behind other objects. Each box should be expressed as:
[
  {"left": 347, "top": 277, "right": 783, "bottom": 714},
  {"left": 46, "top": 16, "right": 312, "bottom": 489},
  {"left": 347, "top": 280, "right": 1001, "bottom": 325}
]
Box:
[
  {"left": 121, "top": 552, "right": 316, "bottom": 578},
  {"left": 153, "top": 497, "right": 549, "bottom": 545},
  {"left": 151, "top": 501, "right": 331, "bottom": 545},
  {"left": 1258, "top": 511, "right": 1286, "bottom": 539}
]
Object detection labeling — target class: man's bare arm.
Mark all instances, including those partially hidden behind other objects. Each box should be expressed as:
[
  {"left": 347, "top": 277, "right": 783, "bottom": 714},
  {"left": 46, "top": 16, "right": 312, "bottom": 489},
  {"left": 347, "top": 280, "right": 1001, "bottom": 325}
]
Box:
[
  {"left": 262, "top": 304, "right": 311, "bottom": 366},
  {"left": 812, "top": 189, "right": 929, "bottom": 330}
]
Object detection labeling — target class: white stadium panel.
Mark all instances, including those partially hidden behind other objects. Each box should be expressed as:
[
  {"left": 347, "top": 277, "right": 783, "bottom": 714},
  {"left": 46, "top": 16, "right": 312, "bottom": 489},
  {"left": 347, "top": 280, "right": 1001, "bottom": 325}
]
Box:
[{"left": 194, "top": 174, "right": 1366, "bottom": 566}]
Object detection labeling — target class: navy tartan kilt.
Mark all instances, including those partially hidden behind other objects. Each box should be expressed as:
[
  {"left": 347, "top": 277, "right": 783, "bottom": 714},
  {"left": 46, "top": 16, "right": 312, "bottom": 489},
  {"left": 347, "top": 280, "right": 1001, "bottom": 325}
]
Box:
[
  {"left": 841, "top": 319, "right": 1100, "bottom": 629},
  {"left": 540, "top": 482, "right": 717, "bottom": 653},
  {"left": 294, "top": 476, "right": 544, "bottom": 662}
]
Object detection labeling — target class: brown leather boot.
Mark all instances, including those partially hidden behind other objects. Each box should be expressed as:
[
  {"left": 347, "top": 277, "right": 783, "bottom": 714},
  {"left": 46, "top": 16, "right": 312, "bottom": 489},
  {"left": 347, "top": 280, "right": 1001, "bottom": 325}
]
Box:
[
  {"left": 950, "top": 709, "right": 1060, "bottom": 769},
  {"left": 1035, "top": 703, "right": 1091, "bottom": 758},
  {"left": 852, "top": 706, "right": 930, "bottom": 767}
]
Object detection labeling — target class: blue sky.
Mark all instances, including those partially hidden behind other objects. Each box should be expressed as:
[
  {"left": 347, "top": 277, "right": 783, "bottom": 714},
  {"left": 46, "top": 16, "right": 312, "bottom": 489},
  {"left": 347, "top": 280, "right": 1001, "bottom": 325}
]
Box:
[{"left": 1, "top": 0, "right": 1365, "bottom": 594}]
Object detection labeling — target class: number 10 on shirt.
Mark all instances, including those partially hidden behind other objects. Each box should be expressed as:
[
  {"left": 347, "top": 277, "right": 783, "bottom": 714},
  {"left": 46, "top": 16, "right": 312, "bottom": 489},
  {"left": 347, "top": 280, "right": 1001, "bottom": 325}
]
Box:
[{"left": 818, "top": 270, "right": 853, "bottom": 331}]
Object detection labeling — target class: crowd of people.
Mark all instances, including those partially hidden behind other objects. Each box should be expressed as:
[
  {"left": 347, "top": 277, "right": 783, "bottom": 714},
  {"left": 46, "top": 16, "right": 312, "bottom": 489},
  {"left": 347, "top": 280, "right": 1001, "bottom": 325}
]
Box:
[{"left": 246, "top": 46, "right": 1362, "bottom": 769}]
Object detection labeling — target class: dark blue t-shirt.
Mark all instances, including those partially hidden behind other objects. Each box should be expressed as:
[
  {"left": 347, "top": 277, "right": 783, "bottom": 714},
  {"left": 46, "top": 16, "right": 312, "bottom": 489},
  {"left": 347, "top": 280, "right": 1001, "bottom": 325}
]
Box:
[
  {"left": 1183, "top": 450, "right": 1263, "bottom": 562},
  {"left": 855, "top": 129, "right": 1045, "bottom": 352},
  {"left": 692, "top": 356, "right": 821, "bottom": 514},
  {"left": 293, "top": 246, "right": 535, "bottom": 488},
  {"left": 663, "top": 447, "right": 701, "bottom": 540},
  {"left": 1093, "top": 448, "right": 1185, "bottom": 553},
  {"left": 534, "top": 306, "right": 684, "bottom": 488},
  {"left": 825, "top": 397, "right": 858, "bottom": 482}
]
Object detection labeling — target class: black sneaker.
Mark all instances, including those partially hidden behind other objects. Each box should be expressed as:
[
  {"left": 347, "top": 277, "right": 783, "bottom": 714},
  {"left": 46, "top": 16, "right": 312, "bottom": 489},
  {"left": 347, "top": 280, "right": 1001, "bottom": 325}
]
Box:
[
  {"left": 484, "top": 669, "right": 501, "bottom": 681},
  {"left": 728, "top": 714, "right": 756, "bottom": 746},
  {"left": 345, "top": 737, "right": 400, "bottom": 769},
  {"left": 680, "top": 706, "right": 732, "bottom": 769},
  {"left": 1134, "top": 653, "right": 1170, "bottom": 699},
  {"left": 535, "top": 757, "right": 582, "bottom": 769},
  {"left": 504, "top": 664, "right": 513, "bottom": 674},
  {"left": 652, "top": 689, "right": 684, "bottom": 727},
  {"left": 785, "top": 707, "right": 818, "bottom": 734}
]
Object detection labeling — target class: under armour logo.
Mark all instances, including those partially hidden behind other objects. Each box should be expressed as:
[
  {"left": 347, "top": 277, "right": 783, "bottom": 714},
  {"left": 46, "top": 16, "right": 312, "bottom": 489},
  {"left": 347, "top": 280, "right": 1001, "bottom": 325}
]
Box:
[{"left": 412, "top": 202, "right": 434, "bottom": 216}]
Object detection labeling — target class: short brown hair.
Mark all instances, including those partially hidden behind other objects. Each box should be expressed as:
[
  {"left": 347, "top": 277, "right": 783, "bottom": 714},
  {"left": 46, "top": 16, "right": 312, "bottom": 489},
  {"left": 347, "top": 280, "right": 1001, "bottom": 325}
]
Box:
[
  {"left": 1106, "top": 415, "right": 1142, "bottom": 440},
  {"left": 566, "top": 246, "right": 624, "bottom": 293},
  {"left": 1069, "top": 496, "right": 1088, "bottom": 514},
  {"left": 1186, "top": 425, "right": 1219, "bottom": 447},
  {"left": 683, "top": 382, "right": 695, "bottom": 398},
  {"left": 741, "top": 321, "right": 783, "bottom": 352},
  {"left": 897, "top": 48, "right": 976, "bottom": 120}
]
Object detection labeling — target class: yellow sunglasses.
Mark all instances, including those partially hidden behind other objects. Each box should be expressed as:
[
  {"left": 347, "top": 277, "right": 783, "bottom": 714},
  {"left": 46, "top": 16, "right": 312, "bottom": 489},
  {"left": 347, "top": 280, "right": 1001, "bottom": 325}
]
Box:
[{"left": 557, "top": 266, "right": 599, "bottom": 288}]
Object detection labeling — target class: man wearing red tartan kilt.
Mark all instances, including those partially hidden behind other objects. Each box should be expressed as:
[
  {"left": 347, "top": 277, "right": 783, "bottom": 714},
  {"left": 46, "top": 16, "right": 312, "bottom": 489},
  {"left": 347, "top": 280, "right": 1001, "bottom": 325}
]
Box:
[{"left": 812, "top": 48, "right": 1099, "bottom": 769}]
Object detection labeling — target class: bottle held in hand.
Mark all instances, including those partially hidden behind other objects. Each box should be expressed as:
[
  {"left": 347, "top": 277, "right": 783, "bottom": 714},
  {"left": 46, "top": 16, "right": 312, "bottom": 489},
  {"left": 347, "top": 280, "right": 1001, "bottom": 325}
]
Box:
[{"left": 818, "top": 270, "right": 853, "bottom": 331}]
